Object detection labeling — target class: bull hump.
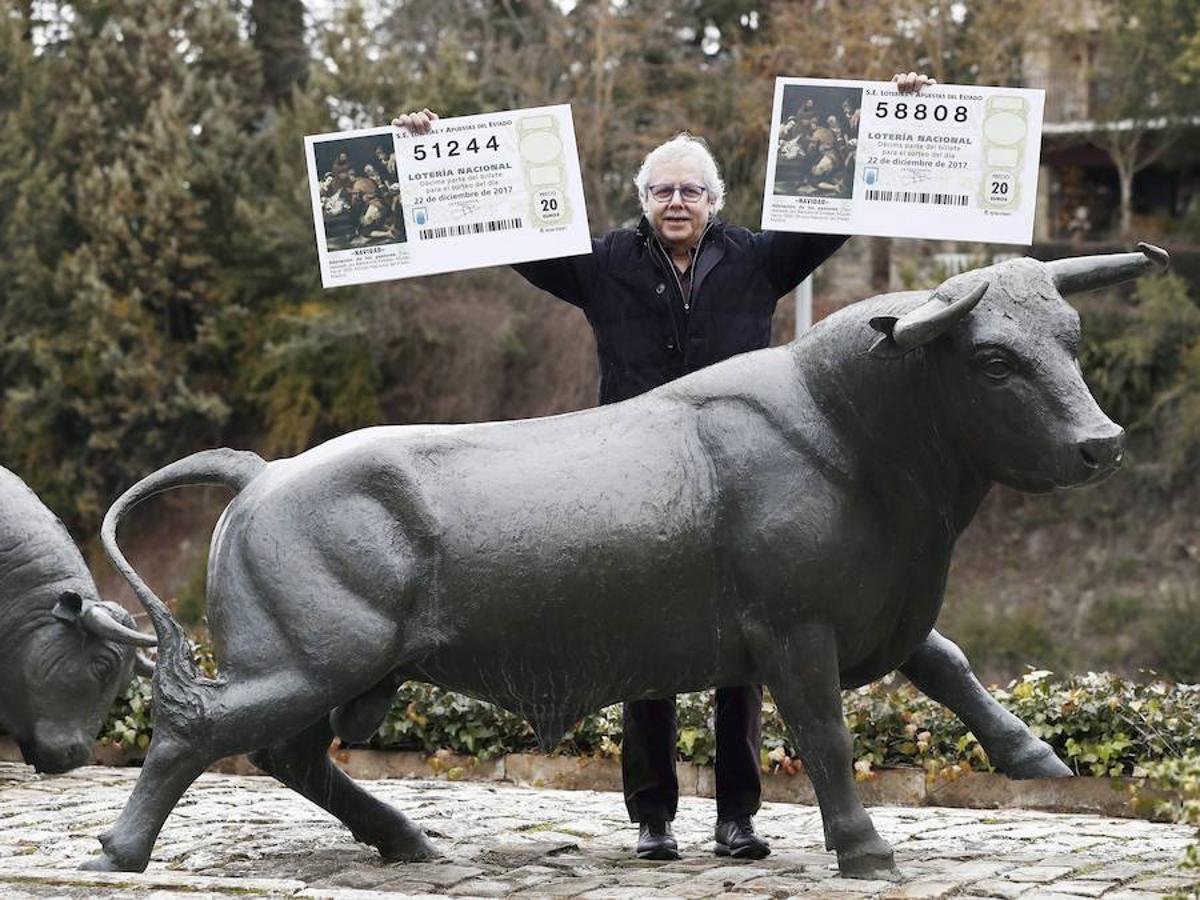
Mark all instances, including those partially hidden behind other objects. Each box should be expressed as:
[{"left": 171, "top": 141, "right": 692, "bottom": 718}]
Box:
[{"left": 0, "top": 467, "right": 91, "bottom": 600}]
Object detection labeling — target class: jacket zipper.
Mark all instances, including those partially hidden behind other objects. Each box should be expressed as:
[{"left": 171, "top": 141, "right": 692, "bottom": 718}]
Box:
[
  {"left": 650, "top": 236, "right": 684, "bottom": 352},
  {"left": 654, "top": 223, "right": 711, "bottom": 315},
  {"left": 649, "top": 221, "right": 712, "bottom": 361}
]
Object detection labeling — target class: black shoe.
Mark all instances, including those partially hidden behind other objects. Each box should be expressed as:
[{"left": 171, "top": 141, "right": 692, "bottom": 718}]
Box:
[
  {"left": 636, "top": 820, "right": 680, "bottom": 860},
  {"left": 714, "top": 816, "right": 771, "bottom": 860}
]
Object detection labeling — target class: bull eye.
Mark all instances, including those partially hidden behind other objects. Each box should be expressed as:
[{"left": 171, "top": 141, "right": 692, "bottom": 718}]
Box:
[
  {"left": 978, "top": 355, "right": 1012, "bottom": 381},
  {"left": 90, "top": 656, "right": 115, "bottom": 682}
]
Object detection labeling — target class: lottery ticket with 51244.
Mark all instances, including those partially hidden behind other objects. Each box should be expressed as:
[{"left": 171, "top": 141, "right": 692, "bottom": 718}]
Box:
[
  {"left": 305, "top": 104, "right": 592, "bottom": 289},
  {"left": 761, "top": 77, "right": 1045, "bottom": 245}
]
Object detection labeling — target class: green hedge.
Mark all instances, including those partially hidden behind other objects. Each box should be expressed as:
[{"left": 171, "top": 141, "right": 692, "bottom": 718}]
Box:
[
  {"left": 101, "top": 660, "right": 1200, "bottom": 779},
  {"left": 1134, "top": 754, "right": 1200, "bottom": 893},
  {"left": 370, "top": 669, "right": 1200, "bottom": 780}
]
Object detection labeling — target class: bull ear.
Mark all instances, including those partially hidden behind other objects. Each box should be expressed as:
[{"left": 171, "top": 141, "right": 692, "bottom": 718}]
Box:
[
  {"left": 870, "top": 281, "right": 988, "bottom": 358},
  {"left": 52, "top": 590, "right": 85, "bottom": 623},
  {"left": 867, "top": 316, "right": 907, "bottom": 359}
]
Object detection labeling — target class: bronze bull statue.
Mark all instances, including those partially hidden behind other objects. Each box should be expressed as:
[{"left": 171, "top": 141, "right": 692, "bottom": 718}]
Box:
[
  {"left": 0, "top": 464, "right": 154, "bottom": 773},
  {"left": 85, "top": 244, "right": 1166, "bottom": 877}
]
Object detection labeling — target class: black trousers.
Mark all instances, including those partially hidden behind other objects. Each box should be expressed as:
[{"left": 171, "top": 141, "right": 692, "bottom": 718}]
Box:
[{"left": 622, "top": 684, "right": 763, "bottom": 823}]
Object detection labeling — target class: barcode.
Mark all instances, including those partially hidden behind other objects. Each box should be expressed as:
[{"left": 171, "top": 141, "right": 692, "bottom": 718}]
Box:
[
  {"left": 865, "top": 189, "right": 969, "bottom": 206},
  {"left": 419, "top": 218, "right": 523, "bottom": 240}
]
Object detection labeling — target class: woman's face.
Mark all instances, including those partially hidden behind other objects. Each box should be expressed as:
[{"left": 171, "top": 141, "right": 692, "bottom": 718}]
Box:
[{"left": 645, "top": 158, "right": 713, "bottom": 253}]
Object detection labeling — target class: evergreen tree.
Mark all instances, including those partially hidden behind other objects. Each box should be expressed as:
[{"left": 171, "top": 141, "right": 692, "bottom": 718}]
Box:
[
  {"left": 0, "top": 0, "right": 261, "bottom": 527},
  {"left": 250, "top": 0, "right": 308, "bottom": 108}
]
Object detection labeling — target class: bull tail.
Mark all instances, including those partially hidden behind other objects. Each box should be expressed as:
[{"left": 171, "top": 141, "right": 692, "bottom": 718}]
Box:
[{"left": 101, "top": 448, "right": 266, "bottom": 695}]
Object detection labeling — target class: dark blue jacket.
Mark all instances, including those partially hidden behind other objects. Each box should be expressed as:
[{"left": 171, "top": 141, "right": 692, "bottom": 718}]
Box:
[{"left": 514, "top": 217, "right": 847, "bottom": 404}]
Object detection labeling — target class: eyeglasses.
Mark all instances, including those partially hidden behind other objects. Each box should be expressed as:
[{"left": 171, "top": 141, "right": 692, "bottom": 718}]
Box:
[{"left": 647, "top": 183, "right": 708, "bottom": 204}]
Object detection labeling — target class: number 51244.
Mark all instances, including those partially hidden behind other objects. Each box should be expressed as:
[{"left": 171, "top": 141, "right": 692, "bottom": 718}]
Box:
[{"left": 413, "top": 134, "right": 501, "bottom": 161}]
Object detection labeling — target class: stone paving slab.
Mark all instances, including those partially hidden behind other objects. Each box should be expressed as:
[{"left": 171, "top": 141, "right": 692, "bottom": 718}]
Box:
[{"left": 0, "top": 762, "right": 1194, "bottom": 898}]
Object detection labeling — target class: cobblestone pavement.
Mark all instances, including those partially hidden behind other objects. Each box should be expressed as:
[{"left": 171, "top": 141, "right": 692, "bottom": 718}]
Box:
[{"left": 0, "top": 762, "right": 1194, "bottom": 899}]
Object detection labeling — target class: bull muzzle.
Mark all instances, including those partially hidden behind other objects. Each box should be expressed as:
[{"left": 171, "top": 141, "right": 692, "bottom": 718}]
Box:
[
  {"left": 1072, "top": 422, "right": 1126, "bottom": 485},
  {"left": 19, "top": 736, "right": 92, "bottom": 774}
]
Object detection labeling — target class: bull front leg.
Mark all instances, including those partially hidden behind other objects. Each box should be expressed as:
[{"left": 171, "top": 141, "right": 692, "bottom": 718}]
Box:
[
  {"left": 900, "top": 629, "right": 1070, "bottom": 778},
  {"left": 747, "top": 620, "right": 897, "bottom": 879}
]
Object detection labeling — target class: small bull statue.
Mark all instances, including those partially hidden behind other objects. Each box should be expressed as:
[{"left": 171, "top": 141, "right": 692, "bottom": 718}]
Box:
[
  {"left": 0, "top": 465, "right": 155, "bottom": 773},
  {"left": 86, "top": 245, "right": 1165, "bottom": 877}
]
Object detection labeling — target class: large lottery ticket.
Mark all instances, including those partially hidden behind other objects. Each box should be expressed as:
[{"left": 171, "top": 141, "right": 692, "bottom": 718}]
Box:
[
  {"left": 762, "top": 78, "right": 1045, "bottom": 245},
  {"left": 305, "top": 105, "right": 591, "bottom": 288}
]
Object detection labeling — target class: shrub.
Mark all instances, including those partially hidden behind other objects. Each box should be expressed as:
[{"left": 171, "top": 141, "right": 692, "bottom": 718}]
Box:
[
  {"left": 99, "top": 662, "right": 1200, "bottom": 781},
  {"left": 1132, "top": 753, "right": 1200, "bottom": 898}
]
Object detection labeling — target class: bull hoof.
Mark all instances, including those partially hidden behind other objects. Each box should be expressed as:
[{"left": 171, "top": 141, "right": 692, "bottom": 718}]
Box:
[
  {"left": 836, "top": 838, "right": 898, "bottom": 880},
  {"left": 376, "top": 829, "right": 441, "bottom": 862},
  {"left": 80, "top": 832, "right": 149, "bottom": 873},
  {"left": 80, "top": 851, "right": 144, "bottom": 873},
  {"left": 1003, "top": 741, "right": 1072, "bottom": 779}
]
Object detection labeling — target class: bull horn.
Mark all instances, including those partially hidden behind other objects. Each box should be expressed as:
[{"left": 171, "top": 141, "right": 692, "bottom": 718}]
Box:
[
  {"left": 1046, "top": 242, "right": 1169, "bottom": 295},
  {"left": 80, "top": 603, "right": 158, "bottom": 647},
  {"left": 870, "top": 281, "right": 989, "bottom": 357},
  {"left": 134, "top": 653, "right": 156, "bottom": 678}
]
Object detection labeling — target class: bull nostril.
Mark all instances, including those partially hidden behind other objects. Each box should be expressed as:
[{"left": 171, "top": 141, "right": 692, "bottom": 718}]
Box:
[{"left": 1080, "top": 446, "right": 1099, "bottom": 469}]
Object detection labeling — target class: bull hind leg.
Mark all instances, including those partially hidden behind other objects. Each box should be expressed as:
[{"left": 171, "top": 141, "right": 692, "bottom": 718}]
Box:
[
  {"left": 81, "top": 642, "right": 223, "bottom": 872},
  {"left": 747, "top": 621, "right": 897, "bottom": 880},
  {"left": 82, "top": 668, "right": 374, "bottom": 872},
  {"left": 900, "top": 629, "right": 1071, "bottom": 778},
  {"left": 81, "top": 734, "right": 208, "bottom": 872},
  {"left": 250, "top": 717, "right": 438, "bottom": 861}
]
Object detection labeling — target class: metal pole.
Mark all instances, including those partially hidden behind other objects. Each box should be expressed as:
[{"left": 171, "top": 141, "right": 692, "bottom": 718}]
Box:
[{"left": 795, "top": 275, "right": 813, "bottom": 336}]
